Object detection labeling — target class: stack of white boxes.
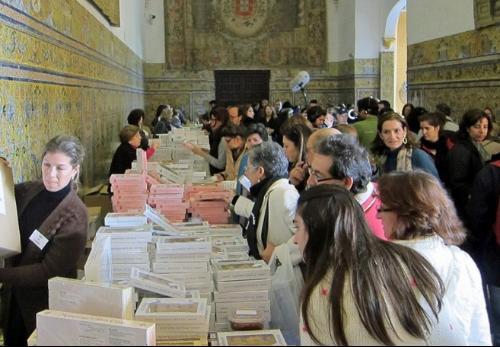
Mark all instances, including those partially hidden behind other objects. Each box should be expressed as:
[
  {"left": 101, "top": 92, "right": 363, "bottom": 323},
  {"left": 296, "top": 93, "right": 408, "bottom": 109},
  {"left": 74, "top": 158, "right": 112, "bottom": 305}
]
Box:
[
  {"left": 135, "top": 298, "right": 211, "bottom": 346},
  {"left": 95, "top": 223, "right": 153, "bottom": 282},
  {"left": 212, "top": 259, "right": 272, "bottom": 332},
  {"left": 35, "top": 277, "right": 156, "bottom": 346},
  {"left": 36, "top": 311, "right": 156, "bottom": 346},
  {"left": 149, "top": 234, "right": 216, "bottom": 331},
  {"left": 151, "top": 235, "right": 213, "bottom": 298},
  {"left": 210, "top": 225, "right": 249, "bottom": 262}
]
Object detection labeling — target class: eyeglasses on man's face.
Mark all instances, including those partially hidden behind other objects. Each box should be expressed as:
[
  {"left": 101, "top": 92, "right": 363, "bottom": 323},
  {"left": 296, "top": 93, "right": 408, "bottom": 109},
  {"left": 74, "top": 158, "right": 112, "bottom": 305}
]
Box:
[{"left": 307, "top": 166, "right": 337, "bottom": 183}]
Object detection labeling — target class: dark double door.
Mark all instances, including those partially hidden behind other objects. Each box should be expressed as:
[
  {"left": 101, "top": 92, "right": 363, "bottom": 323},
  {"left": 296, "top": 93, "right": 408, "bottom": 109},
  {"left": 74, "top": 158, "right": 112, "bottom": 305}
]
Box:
[{"left": 214, "top": 70, "right": 270, "bottom": 106}]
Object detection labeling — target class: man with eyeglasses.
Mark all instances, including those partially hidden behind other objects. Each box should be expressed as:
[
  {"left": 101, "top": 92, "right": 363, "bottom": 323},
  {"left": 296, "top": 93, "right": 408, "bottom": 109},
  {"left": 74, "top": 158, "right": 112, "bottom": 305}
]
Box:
[
  {"left": 306, "top": 134, "right": 386, "bottom": 240},
  {"left": 289, "top": 128, "right": 341, "bottom": 187}
]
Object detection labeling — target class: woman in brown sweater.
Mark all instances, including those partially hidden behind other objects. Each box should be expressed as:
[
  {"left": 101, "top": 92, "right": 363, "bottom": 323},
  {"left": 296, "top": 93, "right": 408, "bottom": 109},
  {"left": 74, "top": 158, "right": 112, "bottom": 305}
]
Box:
[{"left": 0, "top": 135, "right": 88, "bottom": 346}]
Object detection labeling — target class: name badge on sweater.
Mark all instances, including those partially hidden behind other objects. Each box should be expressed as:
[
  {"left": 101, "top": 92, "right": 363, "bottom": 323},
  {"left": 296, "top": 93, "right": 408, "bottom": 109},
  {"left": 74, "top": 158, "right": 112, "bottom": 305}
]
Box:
[{"left": 29, "top": 230, "right": 49, "bottom": 250}]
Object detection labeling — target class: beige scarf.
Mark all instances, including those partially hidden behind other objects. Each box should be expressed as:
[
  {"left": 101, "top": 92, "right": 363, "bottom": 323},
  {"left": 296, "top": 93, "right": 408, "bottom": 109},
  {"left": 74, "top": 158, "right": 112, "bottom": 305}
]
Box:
[{"left": 377, "top": 146, "right": 413, "bottom": 174}]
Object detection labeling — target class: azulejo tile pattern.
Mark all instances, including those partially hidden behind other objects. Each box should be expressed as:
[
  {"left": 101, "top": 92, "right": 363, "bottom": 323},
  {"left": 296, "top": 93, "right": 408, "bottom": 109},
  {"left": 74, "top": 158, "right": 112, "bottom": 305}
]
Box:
[
  {"left": 144, "top": 59, "right": 380, "bottom": 122},
  {"left": 144, "top": 59, "right": 381, "bottom": 123},
  {"left": 0, "top": 0, "right": 144, "bottom": 187},
  {"left": 408, "top": 25, "right": 499, "bottom": 120}
]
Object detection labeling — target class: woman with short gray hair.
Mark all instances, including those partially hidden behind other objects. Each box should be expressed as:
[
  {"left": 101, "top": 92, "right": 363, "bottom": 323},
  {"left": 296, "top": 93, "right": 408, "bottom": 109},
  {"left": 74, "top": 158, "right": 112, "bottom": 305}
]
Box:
[
  {"left": 1, "top": 135, "right": 88, "bottom": 345},
  {"left": 232, "top": 141, "right": 299, "bottom": 262}
]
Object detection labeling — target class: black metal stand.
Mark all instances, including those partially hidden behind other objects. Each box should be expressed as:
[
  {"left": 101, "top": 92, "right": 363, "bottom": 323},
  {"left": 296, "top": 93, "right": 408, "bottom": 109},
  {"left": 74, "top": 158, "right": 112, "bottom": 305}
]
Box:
[{"left": 300, "top": 88, "right": 308, "bottom": 107}]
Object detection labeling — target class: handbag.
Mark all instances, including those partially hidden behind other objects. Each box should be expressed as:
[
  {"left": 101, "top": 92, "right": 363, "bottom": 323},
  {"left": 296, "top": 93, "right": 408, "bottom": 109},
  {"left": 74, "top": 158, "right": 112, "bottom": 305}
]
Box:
[{"left": 269, "top": 243, "right": 304, "bottom": 346}]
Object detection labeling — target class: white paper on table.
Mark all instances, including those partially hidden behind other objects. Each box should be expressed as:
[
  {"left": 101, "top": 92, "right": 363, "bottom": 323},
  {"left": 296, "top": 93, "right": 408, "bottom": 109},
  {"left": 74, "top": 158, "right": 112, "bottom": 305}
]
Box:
[{"left": 0, "top": 169, "right": 6, "bottom": 215}]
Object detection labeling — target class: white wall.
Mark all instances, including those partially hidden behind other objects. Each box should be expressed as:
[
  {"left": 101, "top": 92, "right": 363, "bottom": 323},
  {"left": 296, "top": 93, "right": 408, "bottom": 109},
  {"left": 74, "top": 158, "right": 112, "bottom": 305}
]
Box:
[
  {"left": 327, "top": 0, "right": 356, "bottom": 62},
  {"left": 77, "top": 0, "right": 145, "bottom": 59},
  {"left": 354, "top": 0, "right": 399, "bottom": 59},
  {"left": 143, "top": 0, "right": 166, "bottom": 63},
  {"left": 407, "top": 0, "right": 474, "bottom": 45}
]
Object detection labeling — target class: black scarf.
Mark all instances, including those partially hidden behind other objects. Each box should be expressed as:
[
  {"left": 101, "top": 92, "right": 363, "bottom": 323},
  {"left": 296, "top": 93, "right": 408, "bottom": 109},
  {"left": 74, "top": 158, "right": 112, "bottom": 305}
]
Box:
[
  {"left": 420, "top": 137, "right": 439, "bottom": 151},
  {"left": 246, "top": 176, "right": 285, "bottom": 259}
]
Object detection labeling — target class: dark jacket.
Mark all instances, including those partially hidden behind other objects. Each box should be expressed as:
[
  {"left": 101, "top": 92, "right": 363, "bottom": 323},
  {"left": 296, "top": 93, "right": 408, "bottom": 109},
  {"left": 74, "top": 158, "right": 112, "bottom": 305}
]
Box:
[
  {"left": 420, "top": 130, "right": 457, "bottom": 183},
  {"left": 446, "top": 138, "right": 485, "bottom": 219},
  {"left": 139, "top": 130, "right": 149, "bottom": 151},
  {"left": 209, "top": 129, "right": 224, "bottom": 175},
  {"left": 109, "top": 142, "right": 137, "bottom": 176},
  {"left": 467, "top": 161, "right": 500, "bottom": 285},
  {"left": 153, "top": 119, "right": 172, "bottom": 136},
  {"left": 0, "top": 182, "right": 87, "bottom": 334}
]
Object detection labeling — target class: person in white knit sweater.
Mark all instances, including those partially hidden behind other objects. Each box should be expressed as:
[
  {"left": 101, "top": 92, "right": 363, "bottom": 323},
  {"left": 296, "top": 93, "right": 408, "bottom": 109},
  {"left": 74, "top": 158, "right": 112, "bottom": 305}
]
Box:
[
  {"left": 377, "top": 171, "right": 491, "bottom": 346},
  {"left": 295, "top": 184, "right": 479, "bottom": 346}
]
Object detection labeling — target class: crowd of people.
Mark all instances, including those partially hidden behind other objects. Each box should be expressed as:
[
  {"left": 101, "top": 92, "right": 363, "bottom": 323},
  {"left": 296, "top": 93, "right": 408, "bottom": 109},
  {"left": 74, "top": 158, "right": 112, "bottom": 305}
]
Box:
[
  {"left": 1, "top": 95, "right": 498, "bottom": 345},
  {"left": 180, "top": 97, "right": 498, "bottom": 345}
]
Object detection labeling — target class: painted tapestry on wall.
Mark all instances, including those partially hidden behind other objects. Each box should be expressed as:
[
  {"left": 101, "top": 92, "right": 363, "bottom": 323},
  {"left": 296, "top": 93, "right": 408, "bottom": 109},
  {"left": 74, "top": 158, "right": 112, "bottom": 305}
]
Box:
[
  {"left": 475, "top": 0, "right": 500, "bottom": 28},
  {"left": 164, "top": 0, "right": 327, "bottom": 70},
  {"left": 88, "top": 0, "right": 120, "bottom": 26}
]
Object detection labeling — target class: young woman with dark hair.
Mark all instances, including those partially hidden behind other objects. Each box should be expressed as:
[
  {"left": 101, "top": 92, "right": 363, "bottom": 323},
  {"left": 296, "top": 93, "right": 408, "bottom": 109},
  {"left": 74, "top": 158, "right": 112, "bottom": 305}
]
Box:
[
  {"left": 418, "top": 112, "right": 456, "bottom": 183},
  {"left": 446, "top": 109, "right": 492, "bottom": 220},
  {"left": 185, "top": 107, "right": 229, "bottom": 175},
  {"left": 280, "top": 121, "right": 312, "bottom": 192},
  {"left": 295, "top": 184, "right": 460, "bottom": 345}
]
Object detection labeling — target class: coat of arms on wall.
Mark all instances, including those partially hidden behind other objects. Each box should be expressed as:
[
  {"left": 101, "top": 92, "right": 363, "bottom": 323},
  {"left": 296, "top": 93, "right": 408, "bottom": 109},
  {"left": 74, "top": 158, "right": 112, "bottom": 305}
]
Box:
[
  {"left": 218, "top": 0, "right": 271, "bottom": 38},
  {"left": 474, "top": 0, "right": 500, "bottom": 28},
  {"left": 165, "top": 0, "right": 326, "bottom": 70}
]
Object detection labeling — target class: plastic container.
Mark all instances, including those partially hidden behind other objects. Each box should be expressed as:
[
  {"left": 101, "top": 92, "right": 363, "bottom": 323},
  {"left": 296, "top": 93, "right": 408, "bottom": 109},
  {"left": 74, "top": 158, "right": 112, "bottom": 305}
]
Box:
[{"left": 228, "top": 309, "right": 265, "bottom": 331}]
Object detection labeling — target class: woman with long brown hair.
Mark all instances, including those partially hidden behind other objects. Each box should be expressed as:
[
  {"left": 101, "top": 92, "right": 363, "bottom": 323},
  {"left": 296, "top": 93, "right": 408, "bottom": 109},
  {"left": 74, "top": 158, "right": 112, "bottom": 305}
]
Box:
[
  {"left": 281, "top": 121, "right": 312, "bottom": 192},
  {"left": 377, "top": 171, "right": 491, "bottom": 345},
  {"left": 295, "top": 185, "right": 463, "bottom": 345},
  {"left": 371, "top": 112, "right": 438, "bottom": 178}
]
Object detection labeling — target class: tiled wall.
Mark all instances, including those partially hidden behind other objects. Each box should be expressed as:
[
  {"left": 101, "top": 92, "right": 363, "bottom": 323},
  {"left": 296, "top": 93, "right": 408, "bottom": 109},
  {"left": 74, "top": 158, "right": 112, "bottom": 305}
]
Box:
[
  {"left": 144, "top": 59, "right": 380, "bottom": 124},
  {"left": 0, "top": 0, "right": 144, "bottom": 187},
  {"left": 407, "top": 25, "right": 499, "bottom": 120}
]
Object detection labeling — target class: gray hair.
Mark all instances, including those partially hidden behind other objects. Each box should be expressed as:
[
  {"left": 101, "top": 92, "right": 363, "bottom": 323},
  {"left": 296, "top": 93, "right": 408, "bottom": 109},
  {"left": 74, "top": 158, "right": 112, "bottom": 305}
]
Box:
[
  {"left": 43, "top": 135, "right": 85, "bottom": 168},
  {"left": 248, "top": 141, "right": 289, "bottom": 178},
  {"left": 315, "top": 134, "right": 372, "bottom": 194}
]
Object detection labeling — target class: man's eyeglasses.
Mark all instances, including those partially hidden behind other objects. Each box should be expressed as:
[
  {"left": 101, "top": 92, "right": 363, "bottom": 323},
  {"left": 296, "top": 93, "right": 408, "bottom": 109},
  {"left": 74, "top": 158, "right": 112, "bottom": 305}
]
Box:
[{"left": 307, "top": 167, "right": 337, "bottom": 183}]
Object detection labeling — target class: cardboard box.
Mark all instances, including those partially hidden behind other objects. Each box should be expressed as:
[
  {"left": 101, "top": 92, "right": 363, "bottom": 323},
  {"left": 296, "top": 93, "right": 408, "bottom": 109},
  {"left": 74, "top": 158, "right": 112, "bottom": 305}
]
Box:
[
  {"left": 130, "top": 267, "right": 186, "bottom": 298},
  {"left": 36, "top": 310, "right": 156, "bottom": 346},
  {"left": 152, "top": 261, "right": 209, "bottom": 274},
  {"left": 217, "top": 330, "right": 286, "bottom": 346},
  {"left": 0, "top": 161, "right": 21, "bottom": 257},
  {"left": 215, "top": 301, "right": 271, "bottom": 322},
  {"left": 84, "top": 236, "right": 112, "bottom": 283},
  {"left": 213, "top": 260, "right": 270, "bottom": 282},
  {"left": 136, "top": 298, "right": 210, "bottom": 340},
  {"left": 27, "top": 330, "right": 37, "bottom": 346},
  {"left": 214, "top": 278, "right": 271, "bottom": 293},
  {"left": 213, "top": 290, "right": 269, "bottom": 304},
  {"left": 48, "top": 277, "right": 134, "bottom": 320}
]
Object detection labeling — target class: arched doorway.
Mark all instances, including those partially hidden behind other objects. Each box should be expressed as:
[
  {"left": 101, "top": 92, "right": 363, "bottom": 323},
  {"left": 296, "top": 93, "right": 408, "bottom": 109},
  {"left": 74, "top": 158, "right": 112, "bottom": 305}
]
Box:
[{"left": 380, "top": 0, "right": 407, "bottom": 113}]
